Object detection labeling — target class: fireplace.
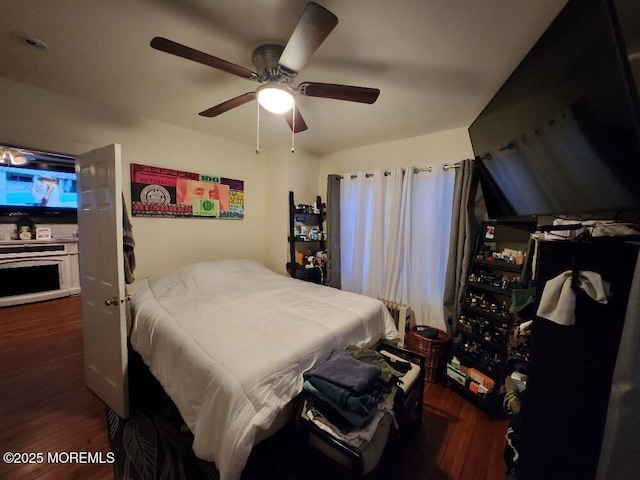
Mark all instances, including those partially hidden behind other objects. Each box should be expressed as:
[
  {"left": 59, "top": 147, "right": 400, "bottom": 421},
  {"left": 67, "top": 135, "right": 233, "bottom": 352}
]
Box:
[{"left": 0, "top": 240, "right": 80, "bottom": 306}]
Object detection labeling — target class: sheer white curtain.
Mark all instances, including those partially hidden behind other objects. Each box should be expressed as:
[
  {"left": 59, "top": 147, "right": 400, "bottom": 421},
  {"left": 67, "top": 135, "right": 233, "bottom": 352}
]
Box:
[
  {"left": 405, "top": 166, "right": 455, "bottom": 330},
  {"left": 340, "top": 166, "right": 455, "bottom": 330},
  {"left": 340, "top": 168, "right": 405, "bottom": 298}
]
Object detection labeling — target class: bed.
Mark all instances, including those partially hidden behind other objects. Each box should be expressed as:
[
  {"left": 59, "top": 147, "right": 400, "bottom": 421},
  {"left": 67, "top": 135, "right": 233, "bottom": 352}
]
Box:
[{"left": 128, "top": 259, "right": 399, "bottom": 480}]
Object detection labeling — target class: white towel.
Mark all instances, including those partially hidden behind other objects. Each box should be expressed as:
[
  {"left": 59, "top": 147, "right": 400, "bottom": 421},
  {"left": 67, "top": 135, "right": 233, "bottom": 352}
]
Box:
[{"left": 536, "top": 270, "right": 610, "bottom": 326}]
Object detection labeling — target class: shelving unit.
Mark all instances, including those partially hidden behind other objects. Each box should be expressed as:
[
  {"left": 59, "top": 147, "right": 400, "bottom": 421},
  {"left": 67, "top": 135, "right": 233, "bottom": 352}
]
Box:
[
  {"left": 446, "top": 221, "right": 536, "bottom": 418},
  {"left": 286, "top": 191, "right": 327, "bottom": 284}
]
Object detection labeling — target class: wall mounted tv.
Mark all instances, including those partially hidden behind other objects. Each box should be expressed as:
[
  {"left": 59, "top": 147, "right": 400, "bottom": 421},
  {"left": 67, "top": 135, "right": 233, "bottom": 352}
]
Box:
[
  {"left": 0, "top": 145, "right": 78, "bottom": 222},
  {"left": 469, "top": 0, "right": 640, "bottom": 219}
]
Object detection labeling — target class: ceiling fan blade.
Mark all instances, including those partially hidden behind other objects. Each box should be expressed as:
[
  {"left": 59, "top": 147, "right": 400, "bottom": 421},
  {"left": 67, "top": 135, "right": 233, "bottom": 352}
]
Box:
[
  {"left": 298, "top": 82, "right": 380, "bottom": 104},
  {"left": 278, "top": 3, "right": 338, "bottom": 75},
  {"left": 284, "top": 106, "right": 308, "bottom": 133},
  {"left": 151, "top": 37, "right": 257, "bottom": 80},
  {"left": 199, "top": 93, "right": 256, "bottom": 117}
]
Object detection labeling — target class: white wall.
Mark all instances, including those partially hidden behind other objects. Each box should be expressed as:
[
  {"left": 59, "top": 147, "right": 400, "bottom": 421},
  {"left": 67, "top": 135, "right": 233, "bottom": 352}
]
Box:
[
  {"left": 263, "top": 146, "right": 320, "bottom": 275},
  {"left": 0, "top": 76, "right": 268, "bottom": 280},
  {"left": 0, "top": 75, "right": 475, "bottom": 281},
  {"left": 318, "top": 127, "right": 474, "bottom": 194}
]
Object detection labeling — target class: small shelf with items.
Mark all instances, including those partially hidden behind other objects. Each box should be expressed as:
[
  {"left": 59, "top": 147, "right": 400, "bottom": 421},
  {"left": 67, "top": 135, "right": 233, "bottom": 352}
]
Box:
[
  {"left": 287, "top": 191, "right": 327, "bottom": 284},
  {"left": 472, "top": 257, "right": 524, "bottom": 273},
  {"left": 446, "top": 220, "right": 536, "bottom": 418},
  {"left": 446, "top": 354, "right": 498, "bottom": 410}
]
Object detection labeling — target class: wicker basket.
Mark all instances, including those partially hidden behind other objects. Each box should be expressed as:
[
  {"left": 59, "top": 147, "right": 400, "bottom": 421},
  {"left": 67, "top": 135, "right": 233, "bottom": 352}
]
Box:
[{"left": 408, "top": 326, "right": 451, "bottom": 383}]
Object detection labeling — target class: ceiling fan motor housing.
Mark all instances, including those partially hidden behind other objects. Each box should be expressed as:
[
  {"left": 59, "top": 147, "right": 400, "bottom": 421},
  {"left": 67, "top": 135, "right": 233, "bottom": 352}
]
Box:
[{"left": 251, "top": 44, "right": 293, "bottom": 83}]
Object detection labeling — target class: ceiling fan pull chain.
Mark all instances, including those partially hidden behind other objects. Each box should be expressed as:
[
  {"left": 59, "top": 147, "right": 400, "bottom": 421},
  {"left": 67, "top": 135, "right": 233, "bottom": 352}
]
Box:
[
  {"left": 256, "top": 100, "right": 260, "bottom": 154},
  {"left": 291, "top": 99, "right": 295, "bottom": 154}
]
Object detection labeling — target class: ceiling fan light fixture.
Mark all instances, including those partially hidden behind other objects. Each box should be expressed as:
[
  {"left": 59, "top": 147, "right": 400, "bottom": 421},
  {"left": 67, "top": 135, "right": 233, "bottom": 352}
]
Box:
[
  {"left": 0, "top": 147, "right": 32, "bottom": 165},
  {"left": 256, "top": 84, "right": 294, "bottom": 114},
  {"left": 11, "top": 153, "right": 30, "bottom": 165}
]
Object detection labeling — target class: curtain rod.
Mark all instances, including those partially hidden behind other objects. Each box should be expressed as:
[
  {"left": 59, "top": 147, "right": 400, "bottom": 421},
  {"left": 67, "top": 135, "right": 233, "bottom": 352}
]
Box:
[
  {"left": 443, "top": 162, "right": 461, "bottom": 171},
  {"left": 337, "top": 161, "right": 462, "bottom": 179}
]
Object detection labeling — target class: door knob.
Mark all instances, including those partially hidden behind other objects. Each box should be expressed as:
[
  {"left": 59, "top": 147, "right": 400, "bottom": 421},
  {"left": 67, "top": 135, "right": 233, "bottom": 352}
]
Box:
[{"left": 104, "top": 296, "right": 119, "bottom": 306}]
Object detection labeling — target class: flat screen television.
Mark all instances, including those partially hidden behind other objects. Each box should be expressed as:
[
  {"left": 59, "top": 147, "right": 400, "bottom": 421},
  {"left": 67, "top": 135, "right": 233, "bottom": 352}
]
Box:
[
  {"left": 0, "top": 145, "right": 78, "bottom": 221},
  {"left": 468, "top": 0, "right": 640, "bottom": 219}
]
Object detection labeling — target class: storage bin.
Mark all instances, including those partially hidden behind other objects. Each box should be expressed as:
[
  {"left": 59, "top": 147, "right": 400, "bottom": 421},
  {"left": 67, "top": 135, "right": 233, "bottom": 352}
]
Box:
[
  {"left": 446, "top": 363, "right": 466, "bottom": 386},
  {"left": 408, "top": 326, "right": 451, "bottom": 383}
]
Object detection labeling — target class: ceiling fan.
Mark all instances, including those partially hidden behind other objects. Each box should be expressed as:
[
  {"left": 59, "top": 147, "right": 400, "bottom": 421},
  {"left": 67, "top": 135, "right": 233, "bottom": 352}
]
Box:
[{"left": 150, "top": 2, "right": 380, "bottom": 133}]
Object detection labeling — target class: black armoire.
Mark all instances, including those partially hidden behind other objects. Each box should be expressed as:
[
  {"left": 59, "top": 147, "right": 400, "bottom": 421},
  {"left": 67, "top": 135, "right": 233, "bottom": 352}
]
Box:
[{"left": 517, "top": 237, "right": 639, "bottom": 480}]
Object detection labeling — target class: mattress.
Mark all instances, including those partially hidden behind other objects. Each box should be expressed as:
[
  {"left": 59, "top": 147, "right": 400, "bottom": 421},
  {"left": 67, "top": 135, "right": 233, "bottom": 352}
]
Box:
[{"left": 128, "top": 259, "right": 399, "bottom": 480}]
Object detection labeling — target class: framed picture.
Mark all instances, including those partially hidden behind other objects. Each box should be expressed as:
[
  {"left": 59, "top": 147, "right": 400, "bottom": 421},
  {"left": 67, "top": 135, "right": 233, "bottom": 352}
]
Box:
[
  {"left": 130, "top": 163, "right": 244, "bottom": 219},
  {"left": 35, "top": 227, "right": 51, "bottom": 240},
  {"left": 484, "top": 225, "right": 495, "bottom": 240}
]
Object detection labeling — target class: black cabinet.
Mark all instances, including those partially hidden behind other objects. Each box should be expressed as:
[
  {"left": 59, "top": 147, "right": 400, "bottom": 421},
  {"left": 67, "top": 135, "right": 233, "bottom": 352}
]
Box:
[
  {"left": 287, "top": 191, "right": 327, "bottom": 284},
  {"left": 447, "top": 221, "right": 536, "bottom": 417},
  {"left": 517, "top": 238, "right": 640, "bottom": 480}
]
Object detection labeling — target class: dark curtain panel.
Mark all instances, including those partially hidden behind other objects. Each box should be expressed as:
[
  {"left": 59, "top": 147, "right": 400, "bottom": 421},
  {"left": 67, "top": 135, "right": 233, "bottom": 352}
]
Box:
[
  {"left": 442, "top": 159, "right": 486, "bottom": 333},
  {"left": 325, "top": 174, "right": 341, "bottom": 289}
]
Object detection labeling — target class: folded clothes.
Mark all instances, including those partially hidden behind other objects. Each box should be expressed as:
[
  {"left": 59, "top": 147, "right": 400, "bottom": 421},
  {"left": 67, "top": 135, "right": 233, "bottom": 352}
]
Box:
[
  {"left": 303, "top": 378, "right": 387, "bottom": 428},
  {"left": 309, "top": 376, "right": 387, "bottom": 413},
  {"left": 304, "top": 388, "right": 356, "bottom": 433},
  {"left": 302, "top": 386, "right": 397, "bottom": 449},
  {"left": 304, "top": 349, "right": 381, "bottom": 394},
  {"left": 345, "top": 344, "right": 405, "bottom": 383}
]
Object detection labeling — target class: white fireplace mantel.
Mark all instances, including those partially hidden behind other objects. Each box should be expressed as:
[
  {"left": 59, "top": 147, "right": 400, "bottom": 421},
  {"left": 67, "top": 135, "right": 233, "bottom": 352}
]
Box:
[{"left": 0, "top": 239, "right": 80, "bottom": 307}]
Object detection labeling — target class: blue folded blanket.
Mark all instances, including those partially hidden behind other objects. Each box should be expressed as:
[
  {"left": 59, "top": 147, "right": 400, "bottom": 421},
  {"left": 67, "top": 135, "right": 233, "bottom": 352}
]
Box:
[
  {"left": 303, "top": 378, "right": 386, "bottom": 428},
  {"left": 304, "top": 349, "right": 381, "bottom": 394}
]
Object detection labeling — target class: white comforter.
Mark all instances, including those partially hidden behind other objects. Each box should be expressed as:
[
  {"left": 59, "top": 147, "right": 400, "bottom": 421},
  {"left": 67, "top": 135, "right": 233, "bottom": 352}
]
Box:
[{"left": 129, "top": 259, "right": 399, "bottom": 480}]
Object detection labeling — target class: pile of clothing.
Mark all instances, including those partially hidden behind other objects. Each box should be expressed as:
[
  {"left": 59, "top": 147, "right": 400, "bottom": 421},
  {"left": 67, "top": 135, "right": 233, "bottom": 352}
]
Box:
[{"left": 301, "top": 345, "right": 411, "bottom": 450}]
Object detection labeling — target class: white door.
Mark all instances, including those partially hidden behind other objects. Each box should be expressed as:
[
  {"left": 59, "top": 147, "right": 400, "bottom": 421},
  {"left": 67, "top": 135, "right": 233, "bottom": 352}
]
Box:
[{"left": 76, "top": 144, "right": 128, "bottom": 418}]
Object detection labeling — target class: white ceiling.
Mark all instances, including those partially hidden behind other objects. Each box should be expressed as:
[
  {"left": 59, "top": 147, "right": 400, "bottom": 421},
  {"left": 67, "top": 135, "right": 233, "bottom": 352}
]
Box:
[{"left": 0, "top": 0, "right": 569, "bottom": 156}]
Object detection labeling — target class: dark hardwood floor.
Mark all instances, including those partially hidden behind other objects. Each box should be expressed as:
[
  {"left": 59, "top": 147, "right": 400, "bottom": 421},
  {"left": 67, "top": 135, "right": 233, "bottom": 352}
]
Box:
[
  {"left": 0, "top": 295, "right": 113, "bottom": 480},
  {"left": 0, "top": 295, "right": 508, "bottom": 480}
]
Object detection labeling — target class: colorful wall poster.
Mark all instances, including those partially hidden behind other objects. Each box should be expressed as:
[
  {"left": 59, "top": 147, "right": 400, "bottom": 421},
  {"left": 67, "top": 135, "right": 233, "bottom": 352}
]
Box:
[{"left": 130, "top": 163, "right": 244, "bottom": 219}]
